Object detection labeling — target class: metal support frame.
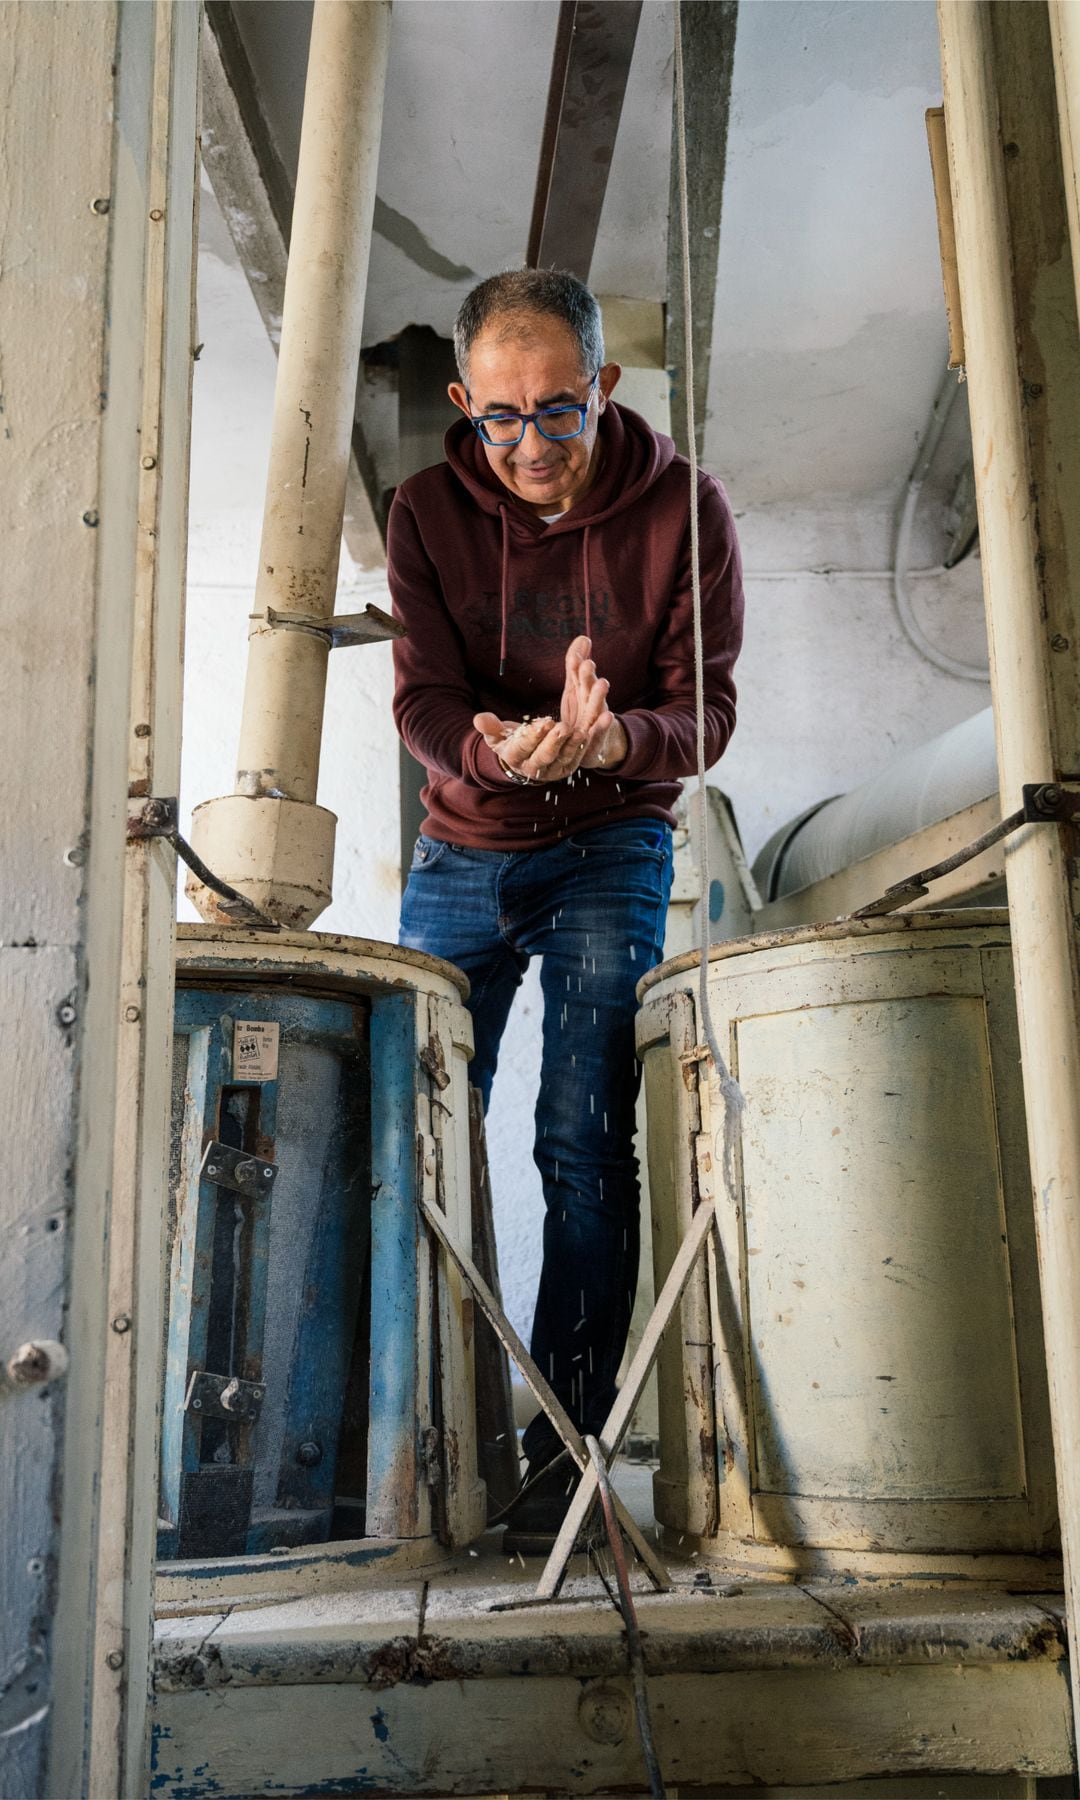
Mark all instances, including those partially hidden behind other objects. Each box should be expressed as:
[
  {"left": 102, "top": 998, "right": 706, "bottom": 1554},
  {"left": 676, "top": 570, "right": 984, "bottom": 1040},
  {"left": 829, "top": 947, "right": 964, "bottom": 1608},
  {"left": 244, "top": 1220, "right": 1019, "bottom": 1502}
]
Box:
[
  {"left": 665, "top": 0, "right": 738, "bottom": 460},
  {"left": 527, "top": 0, "right": 644, "bottom": 279}
]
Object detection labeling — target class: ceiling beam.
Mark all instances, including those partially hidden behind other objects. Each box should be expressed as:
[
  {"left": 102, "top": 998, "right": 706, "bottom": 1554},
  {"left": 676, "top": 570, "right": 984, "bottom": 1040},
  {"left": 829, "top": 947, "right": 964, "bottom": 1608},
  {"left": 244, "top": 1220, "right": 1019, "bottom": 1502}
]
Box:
[
  {"left": 667, "top": 0, "right": 738, "bottom": 461},
  {"left": 200, "top": 4, "right": 385, "bottom": 569},
  {"left": 527, "top": 0, "right": 644, "bottom": 280}
]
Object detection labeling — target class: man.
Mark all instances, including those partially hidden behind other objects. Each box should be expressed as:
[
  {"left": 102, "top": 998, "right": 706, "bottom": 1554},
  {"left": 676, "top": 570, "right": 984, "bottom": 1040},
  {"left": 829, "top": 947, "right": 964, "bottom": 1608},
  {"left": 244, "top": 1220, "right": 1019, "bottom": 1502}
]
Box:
[{"left": 389, "top": 269, "right": 743, "bottom": 1550}]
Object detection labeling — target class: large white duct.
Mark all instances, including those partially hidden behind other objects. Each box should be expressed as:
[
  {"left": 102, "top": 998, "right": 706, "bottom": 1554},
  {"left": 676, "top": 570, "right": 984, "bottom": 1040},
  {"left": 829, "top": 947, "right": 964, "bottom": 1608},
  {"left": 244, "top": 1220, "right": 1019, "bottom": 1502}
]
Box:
[{"left": 753, "top": 706, "right": 996, "bottom": 901}]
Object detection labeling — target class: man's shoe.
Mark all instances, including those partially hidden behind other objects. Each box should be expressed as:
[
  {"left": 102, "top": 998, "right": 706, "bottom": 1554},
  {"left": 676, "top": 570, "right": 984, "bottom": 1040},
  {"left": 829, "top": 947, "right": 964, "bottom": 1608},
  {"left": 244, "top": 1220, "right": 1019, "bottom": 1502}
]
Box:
[{"left": 501, "top": 1455, "right": 583, "bottom": 1557}]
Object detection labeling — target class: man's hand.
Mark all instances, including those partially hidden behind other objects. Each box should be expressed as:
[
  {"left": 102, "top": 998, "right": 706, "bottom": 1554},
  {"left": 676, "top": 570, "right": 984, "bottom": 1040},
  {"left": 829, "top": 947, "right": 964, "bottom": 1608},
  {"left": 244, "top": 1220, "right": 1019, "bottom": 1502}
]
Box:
[{"left": 473, "top": 637, "right": 627, "bottom": 784}]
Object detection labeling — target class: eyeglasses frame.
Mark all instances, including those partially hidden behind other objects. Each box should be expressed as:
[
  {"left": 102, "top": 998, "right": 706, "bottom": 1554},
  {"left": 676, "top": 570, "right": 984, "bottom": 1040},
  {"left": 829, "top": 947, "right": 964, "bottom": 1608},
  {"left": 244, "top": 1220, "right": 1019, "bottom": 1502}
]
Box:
[{"left": 465, "top": 370, "right": 601, "bottom": 448}]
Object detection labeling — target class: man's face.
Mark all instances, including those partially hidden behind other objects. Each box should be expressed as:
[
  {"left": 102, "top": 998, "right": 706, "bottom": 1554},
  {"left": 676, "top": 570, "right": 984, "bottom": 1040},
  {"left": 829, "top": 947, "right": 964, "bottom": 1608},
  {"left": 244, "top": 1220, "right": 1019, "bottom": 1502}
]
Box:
[{"left": 449, "top": 316, "right": 620, "bottom": 515}]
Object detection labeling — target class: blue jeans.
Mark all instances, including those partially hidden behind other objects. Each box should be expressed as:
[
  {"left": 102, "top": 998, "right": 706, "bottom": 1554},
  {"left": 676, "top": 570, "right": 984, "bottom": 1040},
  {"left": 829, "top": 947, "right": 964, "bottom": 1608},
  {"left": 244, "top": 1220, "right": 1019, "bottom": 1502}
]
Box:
[{"left": 400, "top": 817, "right": 674, "bottom": 1466}]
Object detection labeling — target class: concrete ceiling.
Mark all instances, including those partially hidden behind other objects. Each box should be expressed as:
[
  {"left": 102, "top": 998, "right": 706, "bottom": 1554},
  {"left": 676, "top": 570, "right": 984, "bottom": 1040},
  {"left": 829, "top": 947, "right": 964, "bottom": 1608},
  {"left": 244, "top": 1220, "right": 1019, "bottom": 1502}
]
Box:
[{"left": 226, "top": 0, "right": 959, "bottom": 518}]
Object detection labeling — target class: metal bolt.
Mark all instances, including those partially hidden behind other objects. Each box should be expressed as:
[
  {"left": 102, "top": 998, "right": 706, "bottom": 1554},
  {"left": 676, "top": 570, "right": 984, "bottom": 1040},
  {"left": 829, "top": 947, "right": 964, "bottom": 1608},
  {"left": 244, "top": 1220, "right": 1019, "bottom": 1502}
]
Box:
[
  {"left": 134, "top": 721, "right": 152, "bottom": 738},
  {"left": 149, "top": 208, "right": 164, "bottom": 222},
  {"left": 296, "top": 1441, "right": 322, "bottom": 1468},
  {"left": 141, "top": 454, "right": 157, "bottom": 470},
  {"left": 7, "top": 1340, "right": 68, "bottom": 1389},
  {"left": 233, "top": 1159, "right": 256, "bottom": 1184},
  {"left": 144, "top": 798, "right": 171, "bottom": 828},
  {"left": 82, "top": 510, "right": 99, "bottom": 528},
  {"left": 207, "top": 1164, "right": 218, "bottom": 1176},
  {"left": 263, "top": 1168, "right": 273, "bottom": 1179},
  {"left": 57, "top": 1001, "right": 77, "bottom": 1028},
  {"left": 1051, "top": 634, "right": 1070, "bottom": 652},
  {"left": 252, "top": 1386, "right": 263, "bottom": 1399},
  {"left": 192, "top": 1397, "right": 202, "bottom": 1410},
  {"left": 91, "top": 196, "right": 111, "bottom": 214},
  {"left": 124, "top": 1005, "right": 140, "bottom": 1023},
  {"left": 106, "top": 1649, "right": 124, "bottom": 1671},
  {"left": 112, "top": 1313, "right": 132, "bottom": 1334},
  {"left": 1039, "top": 784, "right": 1062, "bottom": 811}
]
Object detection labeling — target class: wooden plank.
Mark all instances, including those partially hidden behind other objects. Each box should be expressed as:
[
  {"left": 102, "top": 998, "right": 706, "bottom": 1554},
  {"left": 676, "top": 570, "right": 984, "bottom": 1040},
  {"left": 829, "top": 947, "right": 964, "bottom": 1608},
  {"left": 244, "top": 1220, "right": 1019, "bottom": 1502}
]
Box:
[
  {"left": 88, "top": 2, "right": 199, "bottom": 1786},
  {"left": 150, "top": 1660, "right": 1072, "bottom": 1795},
  {"left": 418, "top": 1196, "right": 668, "bottom": 1589}
]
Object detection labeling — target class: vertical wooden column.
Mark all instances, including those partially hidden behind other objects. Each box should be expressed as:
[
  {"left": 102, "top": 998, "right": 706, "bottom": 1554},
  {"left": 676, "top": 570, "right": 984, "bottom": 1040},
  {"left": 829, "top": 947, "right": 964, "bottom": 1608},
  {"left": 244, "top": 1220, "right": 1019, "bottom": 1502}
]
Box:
[{"left": 939, "top": 0, "right": 1080, "bottom": 1732}]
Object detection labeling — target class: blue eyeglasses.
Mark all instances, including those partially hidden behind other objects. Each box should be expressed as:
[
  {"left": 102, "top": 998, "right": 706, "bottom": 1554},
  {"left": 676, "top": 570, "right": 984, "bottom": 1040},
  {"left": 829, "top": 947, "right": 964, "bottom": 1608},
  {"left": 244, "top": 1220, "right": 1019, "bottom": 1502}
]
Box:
[{"left": 467, "top": 372, "right": 600, "bottom": 447}]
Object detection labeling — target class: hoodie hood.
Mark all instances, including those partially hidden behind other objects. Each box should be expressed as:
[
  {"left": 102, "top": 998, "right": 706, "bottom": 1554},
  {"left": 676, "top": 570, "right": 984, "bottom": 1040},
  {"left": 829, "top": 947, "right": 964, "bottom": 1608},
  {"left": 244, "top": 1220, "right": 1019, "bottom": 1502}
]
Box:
[{"left": 444, "top": 401, "right": 677, "bottom": 671}]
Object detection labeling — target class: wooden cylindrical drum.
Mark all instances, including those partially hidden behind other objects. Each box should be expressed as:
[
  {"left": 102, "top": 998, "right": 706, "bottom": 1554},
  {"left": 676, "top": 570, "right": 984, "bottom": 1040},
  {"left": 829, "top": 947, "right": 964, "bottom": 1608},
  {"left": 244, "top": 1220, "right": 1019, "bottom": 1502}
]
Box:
[{"left": 637, "top": 911, "right": 1060, "bottom": 1583}]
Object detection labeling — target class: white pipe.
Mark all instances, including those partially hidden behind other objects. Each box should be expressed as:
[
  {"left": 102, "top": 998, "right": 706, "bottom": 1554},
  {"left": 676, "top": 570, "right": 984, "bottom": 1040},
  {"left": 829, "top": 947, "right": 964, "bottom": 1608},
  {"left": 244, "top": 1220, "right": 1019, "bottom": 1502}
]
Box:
[
  {"left": 940, "top": 0, "right": 1080, "bottom": 1737},
  {"left": 189, "top": 0, "right": 391, "bottom": 925},
  {"left": 892, "top": 365, "right": 990, "bottom": 683}
]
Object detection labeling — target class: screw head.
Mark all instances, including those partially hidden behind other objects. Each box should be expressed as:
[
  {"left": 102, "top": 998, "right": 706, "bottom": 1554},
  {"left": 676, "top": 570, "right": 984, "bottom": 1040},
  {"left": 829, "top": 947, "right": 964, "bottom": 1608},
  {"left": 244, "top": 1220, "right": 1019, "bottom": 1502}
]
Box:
[
  {"left": 144, "top": 798, "right": 170, "bottom": 828},
  {"left": 112, "top": 1313, "right": 132, "bottom": 1334},
  {"left": 133, "top": 721, "right": 152, "bottom": 738},
  {"left": 82, "top": 509, "right": 99, "bottom": 528},
  {"left": 124, "top": 1005, "right": 140, "bottom": 1023},
  {"left": 192, "top": 1397, "right": 202, "bottom": 1410},
  {"left": 141, "top": 454, "right": 157, "bottom": 470},
  {"left": 91, "top": 196, "right": 111, "bottom": 214},
  {"left": 57, "top": 1001, "right": 77, "bottom": 1027},
  {"left": 296, "top": 1441, "right": 322, "bottom": 1468},
  {"left": 206, "top": 1164, "right": 218, "bottom": 1176},
  {"left": 106, "top": 1649, "right": 124, "bottom": 1671},
  {"left": 149, "top": 208, "right": 164, "bottom": 222},
  {"left": 1051, "top": 634, "right": 1070, "bottom": 652}
]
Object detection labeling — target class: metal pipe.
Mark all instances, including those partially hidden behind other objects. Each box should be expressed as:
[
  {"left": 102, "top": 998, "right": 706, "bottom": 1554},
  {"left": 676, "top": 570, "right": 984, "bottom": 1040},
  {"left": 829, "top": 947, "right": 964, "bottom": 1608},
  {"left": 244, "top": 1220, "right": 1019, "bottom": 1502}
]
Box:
[
  {"left": 939, "top": 0, "right": 1080, "bottom": 1737},
  {"left": 188, "top": 0, "right": 391, "bottom": 926}
]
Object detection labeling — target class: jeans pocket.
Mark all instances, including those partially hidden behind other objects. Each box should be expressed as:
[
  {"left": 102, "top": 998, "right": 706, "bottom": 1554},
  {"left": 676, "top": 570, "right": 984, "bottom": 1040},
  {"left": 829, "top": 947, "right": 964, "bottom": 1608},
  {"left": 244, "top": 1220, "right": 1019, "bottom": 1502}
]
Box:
[
  {"left": 410, "top": 833, "right": 450, "bottom": 872},
  {"left": 568, "top": 820, "right": 672, "bottom": 862}
]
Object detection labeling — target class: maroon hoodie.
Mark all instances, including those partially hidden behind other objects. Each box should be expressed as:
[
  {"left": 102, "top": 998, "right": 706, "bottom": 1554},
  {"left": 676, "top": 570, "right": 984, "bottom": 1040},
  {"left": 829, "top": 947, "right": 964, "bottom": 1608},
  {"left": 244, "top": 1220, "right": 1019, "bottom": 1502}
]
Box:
[{"left": 388, "top": 401, "right": 744, "bottom": 850}]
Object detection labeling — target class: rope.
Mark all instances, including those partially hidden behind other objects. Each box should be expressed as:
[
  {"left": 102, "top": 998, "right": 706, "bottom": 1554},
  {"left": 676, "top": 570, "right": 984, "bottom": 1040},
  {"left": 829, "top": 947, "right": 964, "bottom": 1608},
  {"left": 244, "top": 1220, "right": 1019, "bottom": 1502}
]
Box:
[{"left": 672, "top": 0, "right": 744, "bottom": 1177}]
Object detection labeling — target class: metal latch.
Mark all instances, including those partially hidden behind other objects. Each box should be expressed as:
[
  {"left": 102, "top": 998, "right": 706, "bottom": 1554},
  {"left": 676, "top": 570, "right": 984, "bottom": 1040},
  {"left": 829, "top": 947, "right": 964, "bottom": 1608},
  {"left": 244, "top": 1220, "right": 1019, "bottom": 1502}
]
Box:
[
  {"left": 185, "top": 1369, "right": 265, "bottom": 1423},
  {"left": 200, "top": 1139, "right": 278, "bottom": 1197}
]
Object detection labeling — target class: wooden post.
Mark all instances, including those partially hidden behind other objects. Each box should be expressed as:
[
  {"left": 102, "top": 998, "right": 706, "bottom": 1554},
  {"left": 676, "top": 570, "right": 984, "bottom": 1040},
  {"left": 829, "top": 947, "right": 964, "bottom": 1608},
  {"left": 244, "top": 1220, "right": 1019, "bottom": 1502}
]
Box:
[{"left": 939, "top": 0, "right": 1080, "bottom": 1734}]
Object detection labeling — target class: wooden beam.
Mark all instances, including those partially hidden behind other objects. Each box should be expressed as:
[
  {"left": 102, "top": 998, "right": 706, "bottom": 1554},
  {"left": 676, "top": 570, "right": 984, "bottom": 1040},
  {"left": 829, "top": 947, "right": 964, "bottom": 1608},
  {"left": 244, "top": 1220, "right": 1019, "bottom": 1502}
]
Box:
[
  {"left": 527, "top": 0, "right": 644, "bottom": 280},
  {"left": 666, "top": 0, "right": 738, "bottom": 460},
  {"left": 938, "top": 0, "right": 1080, "bottom": 1744},
  {"left": 199, "top": 5, "right": 384, "bottom": 569}
]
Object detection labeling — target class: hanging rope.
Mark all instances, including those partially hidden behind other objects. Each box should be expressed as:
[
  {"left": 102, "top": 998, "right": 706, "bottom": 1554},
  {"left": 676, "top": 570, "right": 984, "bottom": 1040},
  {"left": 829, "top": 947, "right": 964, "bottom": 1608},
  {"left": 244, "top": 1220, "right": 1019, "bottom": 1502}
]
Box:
[{"left": 672, "top": 0, "right": 744, "bottom": 1175}]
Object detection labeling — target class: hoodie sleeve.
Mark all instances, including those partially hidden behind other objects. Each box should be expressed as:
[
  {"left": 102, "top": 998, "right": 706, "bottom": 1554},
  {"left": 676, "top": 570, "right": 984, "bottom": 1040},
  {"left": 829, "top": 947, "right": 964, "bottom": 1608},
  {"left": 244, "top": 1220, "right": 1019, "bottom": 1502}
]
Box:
[
  {"left": 387, "top": 489, "right": 510, "bottom": 792},
  {"left": 614, "top": 472, "right": 745, "bottom": 783}
]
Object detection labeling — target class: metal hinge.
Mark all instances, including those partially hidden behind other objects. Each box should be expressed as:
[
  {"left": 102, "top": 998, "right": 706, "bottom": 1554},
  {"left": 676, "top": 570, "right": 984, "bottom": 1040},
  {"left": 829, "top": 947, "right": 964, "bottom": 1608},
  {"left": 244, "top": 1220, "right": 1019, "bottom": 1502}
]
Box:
[
  {"left": 200, "top": 1139, "right": 278, "bottom": 1197},
  {"left": 185, "top": 1368, "right": 265, "bottom": 1423}
]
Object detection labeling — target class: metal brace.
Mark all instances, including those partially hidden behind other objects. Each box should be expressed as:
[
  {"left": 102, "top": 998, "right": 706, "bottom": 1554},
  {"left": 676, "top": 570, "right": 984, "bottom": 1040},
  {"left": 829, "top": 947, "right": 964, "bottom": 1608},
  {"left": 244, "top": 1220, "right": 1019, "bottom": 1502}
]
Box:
[
  {"left": 262, "top": 602, "right": 406, "bottom": 648},
  {"left": 125, "top": 795, "right": 280, "bottom": 931},
  {"left": 853, "top": 779, "right": 1080, "bottom": 919},
  {"left": 200, "top": 1139, "right": 278, "bottom": 1197},
  {"left": 185, "top": 1368, "right": 265, "bottom": 1424}
]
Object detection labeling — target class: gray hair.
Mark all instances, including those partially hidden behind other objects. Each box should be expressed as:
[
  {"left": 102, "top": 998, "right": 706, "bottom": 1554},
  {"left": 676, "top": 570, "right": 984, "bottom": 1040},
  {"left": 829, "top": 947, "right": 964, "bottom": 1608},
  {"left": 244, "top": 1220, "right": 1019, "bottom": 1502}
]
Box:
[{"left": 453, "top": 269, "right": 605, "bottom": 385}]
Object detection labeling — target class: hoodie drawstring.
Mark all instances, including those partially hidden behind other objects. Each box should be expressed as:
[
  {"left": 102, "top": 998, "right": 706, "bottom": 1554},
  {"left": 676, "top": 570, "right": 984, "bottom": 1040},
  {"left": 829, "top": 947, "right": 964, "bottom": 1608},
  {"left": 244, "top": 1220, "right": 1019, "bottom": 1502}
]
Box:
[
  {"left": 499, "top": 504, "right": 510, "bottom": 677},
  {"left": 582, "top": 525, "right": 593, "bottom": 645}
]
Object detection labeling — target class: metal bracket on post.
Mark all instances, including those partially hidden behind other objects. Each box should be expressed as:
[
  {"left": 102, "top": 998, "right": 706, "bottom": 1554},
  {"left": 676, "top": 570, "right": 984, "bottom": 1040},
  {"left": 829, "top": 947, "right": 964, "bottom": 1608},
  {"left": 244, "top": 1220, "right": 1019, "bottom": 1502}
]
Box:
[
  {"left": 262, "top": 602, "right": 405, "bottom": 648},
  {"left": 184, "top": 1369, "right": 266, "bottom": 1424},
  {"left": 852, "top": 779, "right": 1080, "bottom": 919}
]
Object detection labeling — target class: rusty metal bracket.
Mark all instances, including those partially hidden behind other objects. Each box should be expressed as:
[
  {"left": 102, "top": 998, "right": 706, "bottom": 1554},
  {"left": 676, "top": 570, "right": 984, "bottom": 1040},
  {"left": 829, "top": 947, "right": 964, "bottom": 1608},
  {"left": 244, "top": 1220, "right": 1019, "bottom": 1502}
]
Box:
[
  {"left": 185, "top": 1368, "right": 265, "bottom": 1424},
  {"left": 200, "top": 1138, "right": 278, "bottom": 1197},
  {"left": 262, "top": 601, "right": 405, "bottom": 648},
  {"left": 852, "top": 780, "right": 1080, "bottom": 919},
  {"left": 126, "top": 795, "right": 280, "bottom": 931}
]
